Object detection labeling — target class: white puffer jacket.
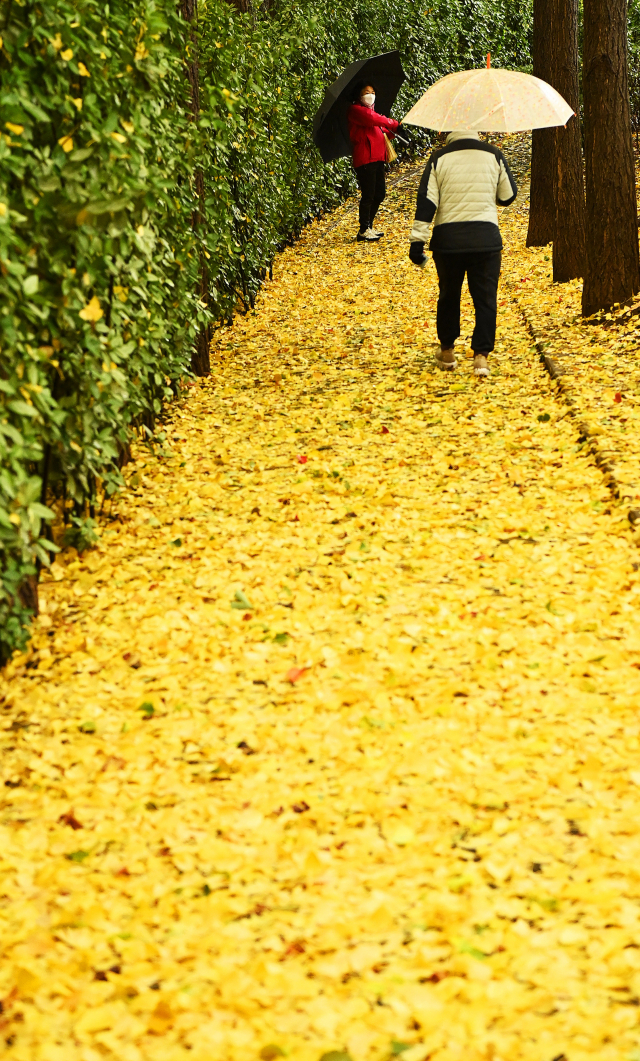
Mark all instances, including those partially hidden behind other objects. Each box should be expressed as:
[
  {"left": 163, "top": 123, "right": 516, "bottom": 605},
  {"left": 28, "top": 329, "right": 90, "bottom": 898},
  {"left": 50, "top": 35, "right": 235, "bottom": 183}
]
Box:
[{"left": 410, "top": 131, "right": 517, "bottom": 254}]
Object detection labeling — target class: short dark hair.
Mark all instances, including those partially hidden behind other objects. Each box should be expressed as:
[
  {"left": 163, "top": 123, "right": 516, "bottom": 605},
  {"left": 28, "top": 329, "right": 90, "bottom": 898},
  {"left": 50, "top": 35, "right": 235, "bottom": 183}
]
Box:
[{"left": 352, "top": 80, "right": 377, "bottom": 102}]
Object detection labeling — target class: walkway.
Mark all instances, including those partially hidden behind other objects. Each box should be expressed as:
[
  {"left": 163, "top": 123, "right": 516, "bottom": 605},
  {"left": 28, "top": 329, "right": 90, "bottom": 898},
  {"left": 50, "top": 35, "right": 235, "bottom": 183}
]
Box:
[{"left": 2, "top": 146, "right": 640, "bottom": 1061}]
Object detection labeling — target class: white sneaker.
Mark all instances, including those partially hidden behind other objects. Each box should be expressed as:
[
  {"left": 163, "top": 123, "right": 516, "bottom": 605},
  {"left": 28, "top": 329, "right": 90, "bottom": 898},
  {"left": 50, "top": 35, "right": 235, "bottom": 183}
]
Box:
[
  {"left": 474, "top": 354, "right": 490, "bottom": 377},
  {"left": 356, "top": 228, "right": 382, "bottom": 242},
  {"left": 435, "top": 346, "right": 457, "bottom": 371}
]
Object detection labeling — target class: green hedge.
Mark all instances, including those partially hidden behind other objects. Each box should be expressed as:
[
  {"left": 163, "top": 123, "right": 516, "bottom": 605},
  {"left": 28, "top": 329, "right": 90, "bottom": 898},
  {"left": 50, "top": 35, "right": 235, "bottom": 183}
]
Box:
[
  {"left": 629, "top": 0, "right": 640, "bottom": 133},
  {"left": 0, "top": 0, "right": 532, "bottom": 662}
]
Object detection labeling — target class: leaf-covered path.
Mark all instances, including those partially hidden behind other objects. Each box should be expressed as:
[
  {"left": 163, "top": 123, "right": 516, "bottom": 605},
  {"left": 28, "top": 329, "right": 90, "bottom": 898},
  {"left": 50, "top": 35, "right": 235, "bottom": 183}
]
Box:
[{"left": 3, "top": 152, "right": 640, "bottom": 1061}]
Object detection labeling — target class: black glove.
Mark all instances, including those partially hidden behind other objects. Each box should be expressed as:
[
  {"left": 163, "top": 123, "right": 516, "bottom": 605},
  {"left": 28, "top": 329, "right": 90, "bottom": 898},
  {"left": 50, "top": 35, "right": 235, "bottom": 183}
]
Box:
[{"left": 409, "top": 241, "right": 427, "bottom": 267}]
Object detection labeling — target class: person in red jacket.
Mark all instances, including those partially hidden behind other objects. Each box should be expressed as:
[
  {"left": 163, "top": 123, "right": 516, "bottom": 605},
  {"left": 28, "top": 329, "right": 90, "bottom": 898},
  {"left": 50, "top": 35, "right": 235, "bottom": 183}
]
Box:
[{"left": 347, "top": 82, "right": 400, "bottom": 243}]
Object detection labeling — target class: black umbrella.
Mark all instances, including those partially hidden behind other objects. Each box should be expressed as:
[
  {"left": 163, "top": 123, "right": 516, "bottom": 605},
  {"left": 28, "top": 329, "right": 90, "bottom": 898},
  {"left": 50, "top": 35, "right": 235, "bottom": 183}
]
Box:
[{"left": 312, "top": 51, "right": 407, "bottom": 163}]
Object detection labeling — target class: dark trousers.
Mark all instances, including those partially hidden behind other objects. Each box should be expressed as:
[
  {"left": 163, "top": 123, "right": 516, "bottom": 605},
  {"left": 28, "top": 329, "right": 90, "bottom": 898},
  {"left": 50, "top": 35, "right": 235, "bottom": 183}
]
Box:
[
  {"left": 355, "top": 161, "right": 386, "bottom": 233},
  {"left": 432, "top": 250, "right": 502, "bottom": 353}
]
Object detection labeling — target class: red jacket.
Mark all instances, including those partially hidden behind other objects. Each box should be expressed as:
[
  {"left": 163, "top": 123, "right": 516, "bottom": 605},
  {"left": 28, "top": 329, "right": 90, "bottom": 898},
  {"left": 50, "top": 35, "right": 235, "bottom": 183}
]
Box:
[{"left": 347, "top": 103, "right": 399, "bottom": 168}]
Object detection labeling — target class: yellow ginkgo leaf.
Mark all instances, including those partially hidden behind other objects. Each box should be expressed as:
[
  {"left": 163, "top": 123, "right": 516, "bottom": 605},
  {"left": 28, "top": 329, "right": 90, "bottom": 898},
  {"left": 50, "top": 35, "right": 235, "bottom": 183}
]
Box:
[
  {"left": 79, "top": 296, "right": 103, "bottom": 322},
  {"left": 57, "top": 135, "right": 74, "bottom": 153},
  {"left": 77, "top": 61, "right": 90, "bottom": 76},
  {"left": 386, "top": 822, "right": 415, "bottom": 846},
  {"left": 60, "top": 48, "right": 73, "bottom": 61}
]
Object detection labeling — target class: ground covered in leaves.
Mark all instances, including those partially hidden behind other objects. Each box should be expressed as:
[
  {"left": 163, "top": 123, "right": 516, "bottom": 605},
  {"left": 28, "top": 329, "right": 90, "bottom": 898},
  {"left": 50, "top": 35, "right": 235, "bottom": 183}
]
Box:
[
  {"left": 505, "top": 185, "right": 640, "bottom": 516},
  {"left": 3, "top": 144, "right": 640, "bottom": 1061}
]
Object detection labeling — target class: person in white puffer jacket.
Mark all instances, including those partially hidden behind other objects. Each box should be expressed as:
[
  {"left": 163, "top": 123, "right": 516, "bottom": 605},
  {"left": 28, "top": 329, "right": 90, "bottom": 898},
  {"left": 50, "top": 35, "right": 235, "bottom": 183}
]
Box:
[{"left": 409, "top": 131, "right": 517, "bottom": 377}]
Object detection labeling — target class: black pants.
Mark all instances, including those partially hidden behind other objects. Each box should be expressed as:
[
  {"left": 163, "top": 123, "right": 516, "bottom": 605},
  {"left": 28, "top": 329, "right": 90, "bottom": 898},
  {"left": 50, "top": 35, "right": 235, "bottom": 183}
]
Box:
[
  {"left": 432, "top": 250, "right": 502, "bottom": 354},
  {"left": 355, "top": 161, "right": 386, "bottom": 233}
]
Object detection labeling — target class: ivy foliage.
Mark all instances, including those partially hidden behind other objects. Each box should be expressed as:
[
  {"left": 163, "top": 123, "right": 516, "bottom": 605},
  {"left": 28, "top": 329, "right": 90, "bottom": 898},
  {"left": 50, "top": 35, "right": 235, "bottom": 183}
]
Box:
[
  {"left": 628, "top": 0, "right": 640, "bottom": 133},
  {"left": 0, "top": 0, "right": 532, "bottom": 662},
  {"left": 0, "top": 0, "right": 207, "bottom": 661}
]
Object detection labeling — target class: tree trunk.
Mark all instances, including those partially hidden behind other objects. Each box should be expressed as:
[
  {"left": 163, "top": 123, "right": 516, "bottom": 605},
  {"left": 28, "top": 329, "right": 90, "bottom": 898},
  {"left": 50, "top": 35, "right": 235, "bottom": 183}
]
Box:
[
  {"left": 18, "top": 575, "right": 38, "bottom": 617},
  {"left": 551, "top": 0, "right": 586, "bottom": 282},
  {"left": 179, "top": 0, "right": 211, "bottom": 375},
  {"left": 582, "top": 0, "right": 640, "bottom": 315},
  {"left": 526, "top": 0, "right": 556, "bottom": 247}
]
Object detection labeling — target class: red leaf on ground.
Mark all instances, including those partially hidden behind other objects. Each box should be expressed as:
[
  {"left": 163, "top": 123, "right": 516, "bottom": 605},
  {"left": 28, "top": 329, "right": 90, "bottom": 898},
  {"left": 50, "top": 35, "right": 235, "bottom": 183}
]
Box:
[
  {"left": 615, "top": 392, "right": 622, "bottom": 403},
  {"left": 286, "top": 666, "right": 310, "bottom": 684},
  {"left": 284, "top": 939, "right": 306, "bottom": 956},
  {"left": 297, "top": 455, "right": 308, "bottom": 464},
  {"left": 381, "top": 425, "right": 390, "bottom": 435}
]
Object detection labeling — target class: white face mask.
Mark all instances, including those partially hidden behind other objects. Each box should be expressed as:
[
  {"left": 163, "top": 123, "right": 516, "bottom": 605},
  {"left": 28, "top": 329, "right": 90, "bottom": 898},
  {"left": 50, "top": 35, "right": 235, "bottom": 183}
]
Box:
[{"left": 361, "top": 93, "right": 375, "bottom": 107}]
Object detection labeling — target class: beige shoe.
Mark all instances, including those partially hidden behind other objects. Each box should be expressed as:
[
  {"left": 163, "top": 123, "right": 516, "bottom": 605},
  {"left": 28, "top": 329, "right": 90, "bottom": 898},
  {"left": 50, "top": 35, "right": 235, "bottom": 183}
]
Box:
[
  {"left": 474, "top": 354, "right": 490, "bottom": 377},
  {"left": 435, "top": 346, "right": 456, "bottom": 371}
]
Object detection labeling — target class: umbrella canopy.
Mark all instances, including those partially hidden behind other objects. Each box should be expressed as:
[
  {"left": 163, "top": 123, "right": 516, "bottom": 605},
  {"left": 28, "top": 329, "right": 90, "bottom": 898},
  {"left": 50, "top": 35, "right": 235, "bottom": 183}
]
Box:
[
  {"left": 313, "top": 51, "right": 406, "bottom": 163},
  {"left": 402, "top": 64, "right": 574, "bottom": 133}
]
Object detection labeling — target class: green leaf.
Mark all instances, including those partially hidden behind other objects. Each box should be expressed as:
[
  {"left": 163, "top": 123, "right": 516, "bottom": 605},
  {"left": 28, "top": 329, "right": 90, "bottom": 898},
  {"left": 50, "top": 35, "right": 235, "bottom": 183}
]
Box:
[
  {"left": 69, "top": 148, "right": 95, "bottom": 162},
  {"left": 231, "top": 588, "right": 252, "bottom": 609},
  {"left": 7, "top": 401, "right": 39, "bottom": 418},
  {"left": 20, "top": 99, "right": 50, "bottom": 122},
  {"left": 528, "top": 895, "right": 558, "bottom": 912},
  {"left": 29, "top": 503, "right": 55, "bottom": 520},
  {"left": 23, "top": 275, "right": 39, "bottom": 295},
  {"left": 66, "top": 850, "right": 90, "bottom": 863},
  {"left": 457, "top": 940, "right": 487, "bottom": 960},
  {"left": 85, "top": 198, "right": 131, "bottom": 215}
]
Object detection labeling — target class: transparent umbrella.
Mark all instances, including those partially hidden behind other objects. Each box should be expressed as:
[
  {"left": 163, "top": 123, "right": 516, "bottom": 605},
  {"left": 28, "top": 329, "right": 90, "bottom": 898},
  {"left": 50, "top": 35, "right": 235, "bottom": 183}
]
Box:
[{"left": 403, "top": 55, "right": 574, "bottom": 132}]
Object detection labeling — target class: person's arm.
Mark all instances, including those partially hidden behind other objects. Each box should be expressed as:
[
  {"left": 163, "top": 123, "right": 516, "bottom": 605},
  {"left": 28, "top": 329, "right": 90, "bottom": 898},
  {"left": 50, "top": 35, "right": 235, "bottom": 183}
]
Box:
[
  {"left": 348, "top": 104, "right": 399, "bottom": 134},
  {"left": 409, "top": 154, "right": 439, "bottom": 266},
  {"left": 386, "top": 119, "right": 402, "bottom": 140},
  {"left": 496, "top": 152, "right": 518, "bottom": 205}
]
